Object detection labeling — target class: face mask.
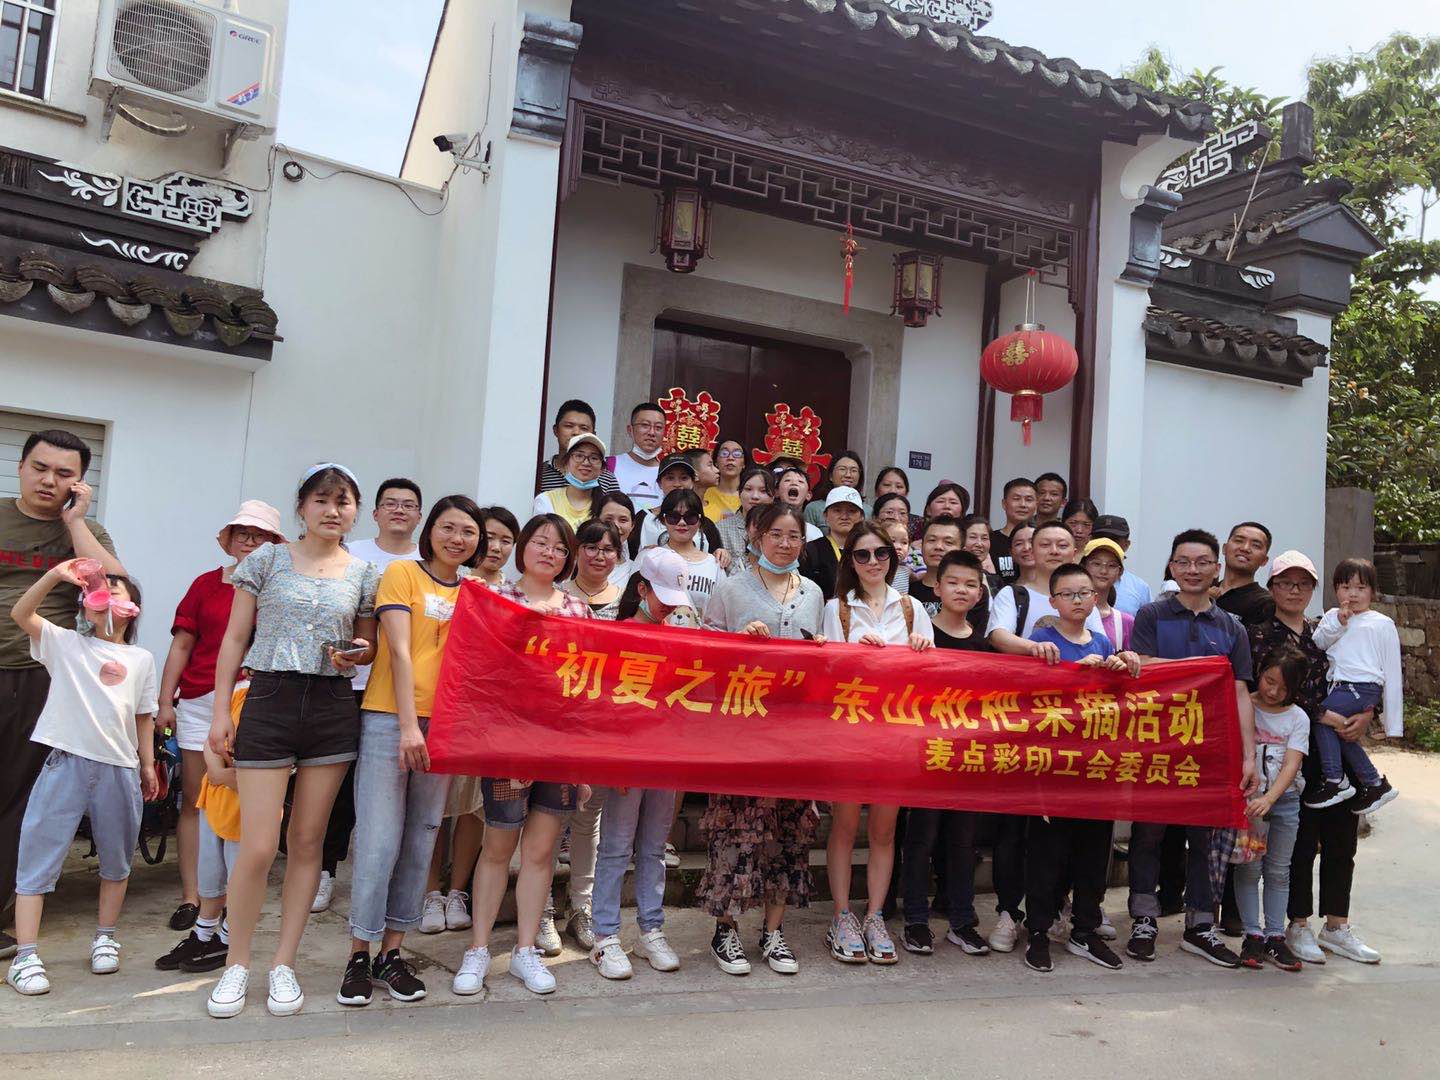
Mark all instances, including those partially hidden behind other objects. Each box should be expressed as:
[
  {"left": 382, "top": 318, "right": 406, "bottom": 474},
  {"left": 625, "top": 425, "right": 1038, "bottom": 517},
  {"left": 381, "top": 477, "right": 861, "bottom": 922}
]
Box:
[
  {"left": 758, "top": 553, "right": 800, "bottom": 575},
  {"left": 639, "top": 597, "right": 658, "bottom": 622},
  {"left": 564, "top": 472, "right": 600, "bottom": 491},
  {"left": 629, "top": 444, "right": 662, "bottom": 462}
]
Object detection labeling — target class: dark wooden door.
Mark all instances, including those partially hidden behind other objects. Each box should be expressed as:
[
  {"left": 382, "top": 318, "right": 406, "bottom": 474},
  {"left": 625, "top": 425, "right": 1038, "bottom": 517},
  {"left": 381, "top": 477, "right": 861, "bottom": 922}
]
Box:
[{"left": 650, "top": 321, "right": 851, "bottom": 458}]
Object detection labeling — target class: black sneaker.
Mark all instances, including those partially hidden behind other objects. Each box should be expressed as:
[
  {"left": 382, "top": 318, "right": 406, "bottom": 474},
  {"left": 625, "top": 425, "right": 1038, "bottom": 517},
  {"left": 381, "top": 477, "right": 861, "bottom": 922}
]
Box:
[
  {"left": 1349, "top": 777, "right": 1398, "bottom": 816},
  {"left": 168, "top": 903, "right": 199, "bottom": 932},
  {"left": 1126, "top": 916, "right": 1158, "bottom": 961},
  {"left": 155, "top": 930, "right": 207, "bottom": 971},
  {"left": 902, "top": 923, "right": 934, "bottom": 954},
  {"left": 1024, "top": 931, "right": 1052, "bottom": 973},
  {"left": 178, "top": 932, "right": 229, "bottom": 973},
  {"left": 1220, "top": 910, "right": 1244, "bottom": 939},
  {"left": 1067, "top": 930, "right": 1122, "bottom": 970},
  {"left": 337, "top": 950, "right": 373, "bottom": 1006},
  {"left": 1302, "top": 777, "right": 1355, "bottom": 810},
  {"left": 946, "top": 925, "right": 991, "bottom": 956},
  {"left": 1264, "top": 936, "right": 1304, "bottom": 972},
  {"left": 372, "top": 949, "right": 426, "bottom": 1002},
  {"left": 711, "top": 923, "right": 751, "bottom": 976},
  {"left": 1181, "top": 924, "right": 1241, "bottom": 968},
  {"left": 1239, "top": 934, "right": 1265, "bottom": 969},
  {"left": 0, "top": 930, "right": 16, "bottom": 960}
]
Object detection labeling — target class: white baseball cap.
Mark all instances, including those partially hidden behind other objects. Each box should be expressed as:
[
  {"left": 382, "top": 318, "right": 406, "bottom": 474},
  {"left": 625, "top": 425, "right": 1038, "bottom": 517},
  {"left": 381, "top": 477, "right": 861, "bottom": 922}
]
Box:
[
  {"left": 824, "top": 485, "right": 864, "bottom": 512},
  {"left": 637, "top": 547, "right": 691, "bottom": 607},
  {"left": 565, "top": 432, "right": 607, "bottom": 457}
]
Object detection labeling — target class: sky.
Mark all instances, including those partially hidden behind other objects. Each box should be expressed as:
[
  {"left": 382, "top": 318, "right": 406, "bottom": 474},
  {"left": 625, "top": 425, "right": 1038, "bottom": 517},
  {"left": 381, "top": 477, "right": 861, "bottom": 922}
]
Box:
[{"left": 276, "top": 0, "right": 1440, "bottom": 177}]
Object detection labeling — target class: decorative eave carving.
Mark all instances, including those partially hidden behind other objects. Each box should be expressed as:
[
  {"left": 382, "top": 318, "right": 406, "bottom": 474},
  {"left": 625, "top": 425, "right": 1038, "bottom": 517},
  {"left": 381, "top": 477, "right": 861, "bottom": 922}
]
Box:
[
  {"left": 1144, "top": 282, "right": 1325, "bottom": 387},
  {"left": 512, "top": 14, "right": 583, "bottom": 143},
  {"left": 1120, "top": 186, "right": 1183, "bottom": 285}
]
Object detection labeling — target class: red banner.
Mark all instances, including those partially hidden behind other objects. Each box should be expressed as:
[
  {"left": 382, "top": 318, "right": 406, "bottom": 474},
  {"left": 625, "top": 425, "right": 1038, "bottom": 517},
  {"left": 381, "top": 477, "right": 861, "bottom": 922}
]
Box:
[{"left": 429, "top": 582, "right": 1247, "bottom": 827}]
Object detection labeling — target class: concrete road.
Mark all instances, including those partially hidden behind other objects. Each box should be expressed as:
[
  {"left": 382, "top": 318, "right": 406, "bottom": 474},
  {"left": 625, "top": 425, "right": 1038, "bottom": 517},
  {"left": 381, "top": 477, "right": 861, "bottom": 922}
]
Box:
[{"left": 7, "top": 748, "right": 1438, "bottom": 1079}]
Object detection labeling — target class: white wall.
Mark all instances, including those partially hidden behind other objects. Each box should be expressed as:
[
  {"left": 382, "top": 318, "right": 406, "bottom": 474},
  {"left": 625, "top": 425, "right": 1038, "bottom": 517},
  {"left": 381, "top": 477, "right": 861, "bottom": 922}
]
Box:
[
  {"left": 547, "top": 180, "right": 988, "bottom": 498},
  {"left": 3, "top": 0, "right": 289, "bottom": 288}
]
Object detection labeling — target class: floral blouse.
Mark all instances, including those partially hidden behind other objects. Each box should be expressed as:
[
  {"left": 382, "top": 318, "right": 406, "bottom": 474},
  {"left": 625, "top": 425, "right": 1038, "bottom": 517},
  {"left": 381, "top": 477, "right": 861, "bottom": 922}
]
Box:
[{"left": 232, "top": 542, "right": 380, "bottom": 676}]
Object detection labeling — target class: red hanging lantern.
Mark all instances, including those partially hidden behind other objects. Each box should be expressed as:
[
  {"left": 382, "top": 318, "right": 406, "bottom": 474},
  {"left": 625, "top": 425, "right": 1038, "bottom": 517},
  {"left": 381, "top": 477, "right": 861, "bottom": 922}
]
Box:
[{"left": 979, "top": 272, "right": 1078, "bottom": 446}]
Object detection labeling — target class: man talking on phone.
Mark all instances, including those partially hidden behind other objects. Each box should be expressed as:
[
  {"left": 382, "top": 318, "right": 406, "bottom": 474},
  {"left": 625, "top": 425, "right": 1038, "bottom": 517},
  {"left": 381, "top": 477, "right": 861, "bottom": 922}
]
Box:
[{"left": 0, "top": 429, "right": 123, "bottom": 958}]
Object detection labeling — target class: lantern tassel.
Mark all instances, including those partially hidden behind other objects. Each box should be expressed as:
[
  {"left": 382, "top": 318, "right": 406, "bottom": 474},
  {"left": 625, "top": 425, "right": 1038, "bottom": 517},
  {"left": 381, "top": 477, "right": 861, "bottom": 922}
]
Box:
[
  {"left": 841, "top": 220, "right": 858, "bottom": 314},
  {"left": 1010, "top": 390, "right": 1044, "bottom": 446}
]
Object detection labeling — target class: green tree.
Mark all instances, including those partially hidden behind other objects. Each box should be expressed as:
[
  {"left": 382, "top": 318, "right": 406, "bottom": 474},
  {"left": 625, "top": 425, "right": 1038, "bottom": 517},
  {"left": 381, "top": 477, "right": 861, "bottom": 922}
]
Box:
[{"left": 1129, "top": 36, "right": 1440, "bottom": 541}]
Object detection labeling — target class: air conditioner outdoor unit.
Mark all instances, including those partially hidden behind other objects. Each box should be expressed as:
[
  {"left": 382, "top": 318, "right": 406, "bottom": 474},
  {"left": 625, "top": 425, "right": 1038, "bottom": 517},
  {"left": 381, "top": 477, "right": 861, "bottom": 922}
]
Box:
[{"left": 90, "top": 0, "right": 278, "bottom": 146}]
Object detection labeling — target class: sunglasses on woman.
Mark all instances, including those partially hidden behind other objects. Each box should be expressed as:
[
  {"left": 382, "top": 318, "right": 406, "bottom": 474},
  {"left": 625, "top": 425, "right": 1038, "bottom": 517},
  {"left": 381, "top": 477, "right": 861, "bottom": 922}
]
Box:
[
  {"left": 852, "top": 547, "right": 893, "bottom": 565},
  {"left": 663, "top": 511, "right": 701, "bottom": 526}
]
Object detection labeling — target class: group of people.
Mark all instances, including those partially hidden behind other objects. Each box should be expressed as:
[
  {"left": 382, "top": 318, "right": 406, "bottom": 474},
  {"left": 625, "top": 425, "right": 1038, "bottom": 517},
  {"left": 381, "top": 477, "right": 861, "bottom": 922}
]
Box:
[{"left": 0, "top": 403, "right": 1404, "bottom": 1018}]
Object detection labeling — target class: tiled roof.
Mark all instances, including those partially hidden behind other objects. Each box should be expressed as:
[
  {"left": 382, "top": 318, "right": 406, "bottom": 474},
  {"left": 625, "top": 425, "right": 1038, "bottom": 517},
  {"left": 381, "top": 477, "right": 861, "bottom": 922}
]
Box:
[
  {"left": 1167, "top": 189, "right": 1343, "bottom": 258},
  {"left": 0, "top": 249, "right": 278, "bottom": 348},
  {"left": 764, "top": 0, "right": 1214, "bottom": 134},
  {"left": 1143, "top": 305, "right": 1327, "bottom": 385}
]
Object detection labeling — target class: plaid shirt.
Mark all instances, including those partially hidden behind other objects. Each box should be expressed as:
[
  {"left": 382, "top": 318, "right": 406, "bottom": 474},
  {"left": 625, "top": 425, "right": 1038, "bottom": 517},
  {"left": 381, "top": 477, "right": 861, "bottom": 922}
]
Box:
[{"left": 494, "top": 582, "right": 593, "bottom": 620}]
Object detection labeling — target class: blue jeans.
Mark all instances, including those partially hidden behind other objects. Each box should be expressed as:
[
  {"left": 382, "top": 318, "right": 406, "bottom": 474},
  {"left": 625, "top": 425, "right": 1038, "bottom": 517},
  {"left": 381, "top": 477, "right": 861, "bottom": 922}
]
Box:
[
  {"left": 1316, "top": 682, "right": 1383, "bottom": 786},
  {"left": 1128, "top": 822, "right": 1216, "bottom": 927},
  {"left": 591, "top": 786, "right": 676, "bottom": 938},
  {"left": 348, "top": 711, "right": 452, "bottom": 941},
  {"left": 1233, "top": 790, "right": 1301, "bottom": 937}
]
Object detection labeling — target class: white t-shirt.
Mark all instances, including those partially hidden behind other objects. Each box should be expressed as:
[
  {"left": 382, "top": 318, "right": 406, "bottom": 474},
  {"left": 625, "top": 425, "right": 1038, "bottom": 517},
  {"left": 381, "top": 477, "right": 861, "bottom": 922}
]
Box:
[
  {"left": 30, "top": 621, "right": 158, "bottom": 769},
  {"left": 612, "top": 454, "right": 662, "bottom": 512},
  {"left": 986, "top": 583, "right": 1105, "bottom": 640},
  {"left": 679, "top": 552, "right": 719, "bottom": 619},
  {"left": 1254, "top": 702, "right": 1309, "bottom": 794},
  {"left": 347, "top": 538, "right": 417, "bottom": 690},
  {"left": 822, "top": 587, "right": 935, "bottom": 644},
  {"left": 609, "top": 558, "right": 635, "bottom": 588}
]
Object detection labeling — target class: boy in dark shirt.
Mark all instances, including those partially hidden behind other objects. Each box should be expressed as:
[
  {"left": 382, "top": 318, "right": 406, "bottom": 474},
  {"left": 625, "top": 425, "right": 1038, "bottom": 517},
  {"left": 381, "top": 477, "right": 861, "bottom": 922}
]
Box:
[
  {"left": 1020, "top": 564, "right": 1138, "bottom": 974},
  {"left": 900, "top": 551, "right": 990, "bottom": 957}
]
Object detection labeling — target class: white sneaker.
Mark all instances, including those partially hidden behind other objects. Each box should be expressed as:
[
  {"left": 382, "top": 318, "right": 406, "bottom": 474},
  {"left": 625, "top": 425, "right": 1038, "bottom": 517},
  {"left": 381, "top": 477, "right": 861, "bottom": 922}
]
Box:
[
  {"left": 207, "top": 964, "right": 249, "bottom": 1018},
  {"left": 6, "top": 954, "right": 50, "bottom": 995},
  {"left": 509, "top": 945, "right": 557, "bottom": 995},
  {"left": 266, "top": 964, "right": 305, "bottom": 1016},
  {"left": 536, "top": 909, "right": 562, "bottom": 957},
  {"left": 90, "top": 934, "right": 121, "bottom": 974},
  {"left": 1097, "top": 910, "right": 1118, "bottom": 941},
  {"left": 1286, "top": 920, "right": 1325, "bottom": 964},
  {"left": 310, "top": 870, "right": 335, "bottom": 913},
  {"left": 452, "top": 945, "right": 490, "bottom": 995},
  {"left": 663, "top": 842, "right": 681, "bottom": 869},
  {"left": 444, "top": 890, "right": 472, "bottom": 931},
  {"left": 419, "top": 890, "right": 446, "bottom": 934},
  {"left": 590, "top": 935, "right": 633, "bottom": 980},
  {"left": 988, "top": 912, "right": 1019, "bottom": 953},
  {"left": 1318, "top": 923, "right": 1381, "bottom": 964},
  {"left": 635, "top": 928, "right": 680, "bottom": 972}
]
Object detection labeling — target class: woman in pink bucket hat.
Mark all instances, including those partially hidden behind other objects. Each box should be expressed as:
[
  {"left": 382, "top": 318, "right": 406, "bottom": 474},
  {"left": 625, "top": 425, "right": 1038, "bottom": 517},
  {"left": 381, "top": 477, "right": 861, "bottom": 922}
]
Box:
[{"left": 150, "top": 501, "right": 285, "bottom": 954}]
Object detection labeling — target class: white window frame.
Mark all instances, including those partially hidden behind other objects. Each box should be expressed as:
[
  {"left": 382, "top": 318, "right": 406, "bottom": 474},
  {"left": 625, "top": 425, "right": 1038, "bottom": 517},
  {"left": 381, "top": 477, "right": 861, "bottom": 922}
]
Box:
[{"left": 1, "top": 0, "right": 60, "bottom": 100}]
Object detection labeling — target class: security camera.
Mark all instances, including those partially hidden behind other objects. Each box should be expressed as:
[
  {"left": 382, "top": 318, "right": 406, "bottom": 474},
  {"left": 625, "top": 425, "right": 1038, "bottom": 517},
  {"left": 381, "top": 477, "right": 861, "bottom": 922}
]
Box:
[{"left": 433, "top": 132, "right": 472, "bottom": 153}]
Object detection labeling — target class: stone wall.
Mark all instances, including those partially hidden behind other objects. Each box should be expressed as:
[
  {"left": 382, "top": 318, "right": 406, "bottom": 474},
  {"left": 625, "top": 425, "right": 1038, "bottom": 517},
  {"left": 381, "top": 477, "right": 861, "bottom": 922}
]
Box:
[{"left": 1375, "top": 594, "right": 1440, "bottom": 702}]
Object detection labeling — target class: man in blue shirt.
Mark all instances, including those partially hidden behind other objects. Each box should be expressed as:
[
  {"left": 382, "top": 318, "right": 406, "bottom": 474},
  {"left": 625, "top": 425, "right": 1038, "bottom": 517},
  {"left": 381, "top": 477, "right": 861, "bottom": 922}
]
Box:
[{"left": 1124, "top": 529, "right": 1257, "bottom": 969}]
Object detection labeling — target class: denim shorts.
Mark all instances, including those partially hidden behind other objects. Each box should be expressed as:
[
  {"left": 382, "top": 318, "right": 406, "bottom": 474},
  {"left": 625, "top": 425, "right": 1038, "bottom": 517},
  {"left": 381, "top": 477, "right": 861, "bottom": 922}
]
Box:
[
  {"left": 233, "top": 670, "right": 359, "bottom": 769},
  {"left": 480, "top": 778, "right": 577, "bottom": 830},
  {"left": 1320, "top": 680, "right": 1382, "bottom": 719},
  {"left": 17, "top": 749, "right": 142, "bottom": 894}
]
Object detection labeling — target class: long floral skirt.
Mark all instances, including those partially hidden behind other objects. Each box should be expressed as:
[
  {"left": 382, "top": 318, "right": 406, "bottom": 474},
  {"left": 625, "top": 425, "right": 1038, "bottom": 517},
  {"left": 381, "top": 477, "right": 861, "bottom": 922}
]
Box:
[{"left": 697, "top": 794, "right": 818, "bottom": 919}]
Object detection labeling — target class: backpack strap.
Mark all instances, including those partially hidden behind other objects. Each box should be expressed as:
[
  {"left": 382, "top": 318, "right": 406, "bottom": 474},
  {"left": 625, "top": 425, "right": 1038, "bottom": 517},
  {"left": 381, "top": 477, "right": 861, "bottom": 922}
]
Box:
[
  {"left": 1012, "top": 584, "right": 1030, "bottom": 635},
  {"left": 901, "top": 594, "right": 915, "bottom": 636}
]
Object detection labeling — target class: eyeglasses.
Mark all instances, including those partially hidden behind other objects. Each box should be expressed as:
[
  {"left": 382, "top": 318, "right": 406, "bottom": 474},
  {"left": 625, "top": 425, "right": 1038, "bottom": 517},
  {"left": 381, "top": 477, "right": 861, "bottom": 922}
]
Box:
[
  {"left": 378, "top": 499, "right": 420, "bottom": 512},
  {"left": 663, "top": 511, "right": 701, "bottom": 526},
  {"left": 717, "top": 448, "right": 745, "bottom": 460},
  {"left": 569, "top": 453, "right": 603, "bottom": 466},
  {"left": 1271, "top": 578, "right": 1314, "bottom": 593},
  {"left": 230, "top": 528, "right": 271, "bottom": 544},
  {"left": 852, "top": 547, "right": 893, "bottom": 565},
  {"left": 1172, "top": 558, "right": 1218, "bottom": 571},
  {"left": 1053, "top": 588, "right": 1095, "bottom": 602},
  {"left": 764, "top": 529, "right": 800, "bottom": 544},
  {"left": 580, "top": 543, "right": 618, "bottom": 558},
  {"left": 632, "top": 421, "right": 665, "bottom": 433}
]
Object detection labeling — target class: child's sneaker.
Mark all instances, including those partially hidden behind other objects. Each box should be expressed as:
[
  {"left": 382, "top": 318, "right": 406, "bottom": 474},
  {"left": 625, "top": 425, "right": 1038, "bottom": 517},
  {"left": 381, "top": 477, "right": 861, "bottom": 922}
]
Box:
[
  {"left": 1349, "top": 777, "right": 1397, "bottom": 816},
  {"left": 90, "top": 934, "right": 121, "bottom": 974},
  {"left": 207, "top": 964, "right": 249, "bottom": 1018},
  {"left": 635, "top": 928, "right": 680, "bottom": 972},
  {"left": 1264, "top": 936, "right": 1304, "bottom": 971},
  {"left": 1302, "top": 776, "right": 1355, "bottom": 809},
  {"left": 1239, "top": 934, "right": 1265, "bottom": 970},
  {"left": 590, "top": 935, "right": 632, "bottom": 980},
  {"left": 7, "top": 954, "right": 50, "bottom": 995}
]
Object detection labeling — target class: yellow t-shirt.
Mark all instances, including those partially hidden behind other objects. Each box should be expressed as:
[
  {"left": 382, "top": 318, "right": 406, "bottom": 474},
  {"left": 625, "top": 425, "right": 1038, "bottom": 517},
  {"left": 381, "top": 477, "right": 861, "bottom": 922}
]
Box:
[
  {"left": 704, "top": 487, "right": 741, "bottom": 521},
  {"left": 195, "top": 687, "right": 245, "bottom": 842},
  {"left": 534, "top": 488, "right": 593, "bottom": 531},
  {"left": 361, "top": 560, "right": 463, "bottom": 718}
]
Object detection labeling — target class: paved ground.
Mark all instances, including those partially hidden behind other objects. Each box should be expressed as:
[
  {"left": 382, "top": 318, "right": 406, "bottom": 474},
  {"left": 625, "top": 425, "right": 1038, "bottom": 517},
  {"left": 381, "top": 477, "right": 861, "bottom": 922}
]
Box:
[{"left": 7, "top": 748, "right": 1438, "bottom": 1078}]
